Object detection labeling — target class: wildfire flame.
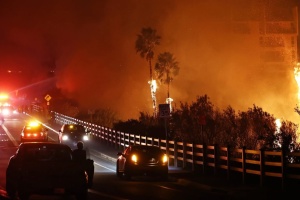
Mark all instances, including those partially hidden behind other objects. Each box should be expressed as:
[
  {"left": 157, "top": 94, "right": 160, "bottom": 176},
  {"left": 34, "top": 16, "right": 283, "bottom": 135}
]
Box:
[
  {"left": 294, "top": 63, "right": 300, "bottom": 102},
  {"left": 149, "top": 79, "right": 157, "bottom": 93},
  {"left": 294, "top": 63, "right": 300, "bottom": 143},
  {"left": 275, "top": 118, "right": 281, "bottom": 134},
  {"left": 149, "top": 79, "right": 158, "bottom": 114}
]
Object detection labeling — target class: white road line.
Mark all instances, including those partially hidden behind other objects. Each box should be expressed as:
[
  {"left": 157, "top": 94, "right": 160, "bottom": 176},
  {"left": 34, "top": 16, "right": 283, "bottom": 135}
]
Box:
[
  {"left": 157, "top": 185, "right": 180, "bottom": 191},
  {"left": 94, "top": 161, "right": 115, "bottom": 172},
  {"left": 1, "top": 124, "right": 19, "bottom": 146}
]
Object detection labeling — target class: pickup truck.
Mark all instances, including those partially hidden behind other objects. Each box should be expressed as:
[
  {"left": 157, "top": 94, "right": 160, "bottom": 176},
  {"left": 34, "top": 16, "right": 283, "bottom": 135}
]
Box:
[{"left": 6, "top": 142, "right": 94, "bottom": 200}]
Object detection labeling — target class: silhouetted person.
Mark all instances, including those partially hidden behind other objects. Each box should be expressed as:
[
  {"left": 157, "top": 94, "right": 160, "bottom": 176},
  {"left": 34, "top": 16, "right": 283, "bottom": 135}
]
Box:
[
  {"left": 72, "top": 141, "right": 94, "bottom": 188},
  {"left": 72, "top": 141, "right": 86, "bottom": 162}
]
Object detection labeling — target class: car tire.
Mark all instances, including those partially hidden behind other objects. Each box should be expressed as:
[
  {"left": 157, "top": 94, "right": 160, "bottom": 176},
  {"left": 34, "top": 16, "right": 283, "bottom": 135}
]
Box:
[
  {"left": 124, "top": 173, "right": 131, "bottom": 180},
  {"left": 116, "top": 162, "right": 123, "bottom": 178},
  {"left": 6, "top": 180, "right": 16, "bottom": 198},
  {"left": 18, "top": 190, "right": 30, "bottom": 200},
  {"left": 76, "top": 189, "right": 88, "bottom": 200},
  {"left": 161, "top": 172, "right": 168, "bottom": 181},
  {"left": 123, "top": 168, "right": 131, "bottom": 180}
]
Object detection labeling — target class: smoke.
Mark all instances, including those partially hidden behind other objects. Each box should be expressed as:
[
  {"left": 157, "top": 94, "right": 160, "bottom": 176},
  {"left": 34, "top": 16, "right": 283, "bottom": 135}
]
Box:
[{"left": 0, "top": 0, "right": 299, "bottom": 121}]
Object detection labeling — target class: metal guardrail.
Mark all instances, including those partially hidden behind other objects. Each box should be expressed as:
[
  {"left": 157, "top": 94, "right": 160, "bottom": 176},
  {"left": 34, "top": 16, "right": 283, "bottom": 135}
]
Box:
[{"left": 52, "top": 111, "right": 300, "bottom": 189}]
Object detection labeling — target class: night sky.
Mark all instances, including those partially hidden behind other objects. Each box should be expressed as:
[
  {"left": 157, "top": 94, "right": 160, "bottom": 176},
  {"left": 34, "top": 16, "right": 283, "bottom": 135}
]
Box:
[{"left": 0, "top": 0, "right": 299, "bottom": 121}]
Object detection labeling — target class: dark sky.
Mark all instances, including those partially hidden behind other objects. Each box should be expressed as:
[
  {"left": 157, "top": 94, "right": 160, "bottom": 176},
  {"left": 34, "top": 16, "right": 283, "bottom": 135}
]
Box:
[{"left": 0, "top": 0, "right": 299, "bottom": 121}]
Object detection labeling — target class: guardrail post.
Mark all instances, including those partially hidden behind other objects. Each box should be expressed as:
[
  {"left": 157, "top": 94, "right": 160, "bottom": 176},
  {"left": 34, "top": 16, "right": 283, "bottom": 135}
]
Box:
[
  {"left": 112, "top": 130, "right": 116, "bottom": 148},
  {"left": 214, "top": 144, "right": 218, "bottom": 176},
  {"left": 242, "top": 146, "right": 246, "bottom": 184},
  {"left": 203, "top": 143, "right": 207, "bottom": 174},
  {"left": 183, "top": 141, "right": 186, "bottom": 169},
  {"left": 166, "top": 139, "right": 169, "bottom": 158},
  {"left": 260, "top": 148, "right": 265, "bottom": 187},
  {"left": 122, "top": 132, "right": 125, "bottom": 149},
  {"left": 158, "top": 138, "right": 161, "bottom": 148},
  {"left": 281, "top": 148, "right": 286, "bottom": 191},
  {"left": 174, "top": 140, "right": 178, "bottom": 167},
  {"left": 139, "top": 135, "right": 141, "bottom": 145},
  {"left": 192, "top": 142, "right": 195, "bottom": 172},
  {"left": 227, "top": 145, "right": 231, "bottom": 181},
  {"left": 117, "top": 131, "right": 121, "bottom": 149}
]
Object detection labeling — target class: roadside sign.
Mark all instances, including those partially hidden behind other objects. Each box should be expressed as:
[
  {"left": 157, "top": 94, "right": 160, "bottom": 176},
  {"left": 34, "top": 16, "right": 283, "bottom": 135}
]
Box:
[
  {"left": 159, "top": 104, "right": 170, "bottom": 118},
  {"left": 45, "top": 94, "right": 51, "bottom": 101}
]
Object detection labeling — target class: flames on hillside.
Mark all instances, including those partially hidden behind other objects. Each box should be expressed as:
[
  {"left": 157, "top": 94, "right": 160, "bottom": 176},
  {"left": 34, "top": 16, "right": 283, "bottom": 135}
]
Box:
[{"left": 294, "top": 63, "right": 300, "bottom": 143}]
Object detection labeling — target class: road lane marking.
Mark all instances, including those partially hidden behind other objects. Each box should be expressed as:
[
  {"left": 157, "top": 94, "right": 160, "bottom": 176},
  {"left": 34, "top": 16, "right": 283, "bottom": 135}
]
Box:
[
  {"left": 157, "top": 185, "right": 180, "bottom": 191},
  {"left": 1, "top": 125, "right": 18, "bottom": 146},
  {"left": 94, "top": 161, "right": 115, "bottom": 172},
  {"left": 89, "top": 189, "right": 129, "bottom": 200}
]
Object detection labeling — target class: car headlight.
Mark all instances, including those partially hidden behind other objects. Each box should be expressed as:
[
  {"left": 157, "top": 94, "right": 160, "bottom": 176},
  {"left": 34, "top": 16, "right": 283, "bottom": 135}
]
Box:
[
  {"left": 62, "top": 135, "right": 69, "bottom": 140},
  {"left": 83, "top": 135, "right": 89, "bottom": 141},
  {"left": 162, "top": 154, "right": 168, "bottom": 164},
  {"left": 131, "top": 154, "right": 137, "bottom": 163},
  {"left": 2, "top": 109, "right": 10, "bottom": 115}
]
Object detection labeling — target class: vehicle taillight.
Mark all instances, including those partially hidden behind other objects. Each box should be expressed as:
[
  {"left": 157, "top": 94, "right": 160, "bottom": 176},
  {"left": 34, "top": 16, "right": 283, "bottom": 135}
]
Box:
[
  {"left": 131, "top": 154, "right": 138, "bottom": 163},
  {"left": 162, "top": 154, "right": 168, "bottom": 163}
]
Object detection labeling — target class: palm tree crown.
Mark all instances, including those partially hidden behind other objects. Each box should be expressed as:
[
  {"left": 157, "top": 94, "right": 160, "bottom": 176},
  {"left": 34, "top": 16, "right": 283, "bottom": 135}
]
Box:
[
  {"left": 135, "top": 27, "right": 161, "bottom": 80},
  {"left": 155, "top": 52, "right": 179, "bottom": 98}
]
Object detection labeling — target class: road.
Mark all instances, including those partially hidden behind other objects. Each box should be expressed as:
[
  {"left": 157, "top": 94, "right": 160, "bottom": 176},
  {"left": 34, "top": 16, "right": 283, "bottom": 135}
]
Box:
[{"left": 0, "top": 112, "right": 290, "bottom": 200}]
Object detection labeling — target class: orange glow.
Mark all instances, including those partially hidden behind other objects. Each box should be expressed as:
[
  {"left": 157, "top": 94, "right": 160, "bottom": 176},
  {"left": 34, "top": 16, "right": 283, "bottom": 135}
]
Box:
[
  {"left": 0, "top": 94, "right": 9, "bottom": 100},
  {"left": 28, "top": 121, "right": 40, "bottom": 127},
  {"left": 294, "top": 63, "right": 300, "bottom": 103},
  {"left": 294, "top": 63, "right": 300, "bottom": 142}
]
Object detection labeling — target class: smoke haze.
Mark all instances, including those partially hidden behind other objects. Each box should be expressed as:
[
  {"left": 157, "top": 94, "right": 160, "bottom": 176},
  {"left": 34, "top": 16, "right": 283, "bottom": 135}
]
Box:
[{"left": 0, "top": 0, "right": 299, "bottom": 122}]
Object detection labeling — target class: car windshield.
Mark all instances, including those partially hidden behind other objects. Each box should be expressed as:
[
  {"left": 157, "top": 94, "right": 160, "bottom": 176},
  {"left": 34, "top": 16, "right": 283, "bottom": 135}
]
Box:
[
  {"left": 65, "top": 125, "right": 85, "bottom": 132},
  {"left": 131, "top": 146, "right": 162, "bottom": 154}
]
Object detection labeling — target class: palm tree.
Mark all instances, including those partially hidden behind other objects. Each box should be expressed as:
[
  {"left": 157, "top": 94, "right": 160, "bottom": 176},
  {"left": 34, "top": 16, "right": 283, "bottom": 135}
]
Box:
[
  {"left": 155, "top": 52, "right": 179, "bottom": 100},
  {"left": 135, "top": 27, "right": 161, "bottom": 116},
  {"left": 135, "top": 27, "right": 161, "bottom": 80}
]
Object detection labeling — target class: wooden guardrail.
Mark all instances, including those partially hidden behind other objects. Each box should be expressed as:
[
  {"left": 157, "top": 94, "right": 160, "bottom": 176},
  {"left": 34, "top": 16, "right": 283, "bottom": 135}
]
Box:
[{"left": 52, "top": 111, "right": 300, "bottom": 189}]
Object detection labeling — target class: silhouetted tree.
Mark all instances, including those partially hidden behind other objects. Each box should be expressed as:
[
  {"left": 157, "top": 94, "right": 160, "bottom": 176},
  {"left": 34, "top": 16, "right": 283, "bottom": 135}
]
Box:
[
  {"left": 135, "top": 27, "right": 161, "bottom": 81},
  {"left": 155, "top": 52, "right": 179, "bottom": 99},
  {"left": 278, "top": 120, "right": 298, "bottom": 152},
  {"left": 135, "top": 27, "right": 161, "bottom": 116},
  {"left": 237, "top": 105, "right": 276, "bottom": 149}
]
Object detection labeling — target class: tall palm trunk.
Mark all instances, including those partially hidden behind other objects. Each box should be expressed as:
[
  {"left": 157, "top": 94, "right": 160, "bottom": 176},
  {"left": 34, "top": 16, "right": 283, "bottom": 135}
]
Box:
[{"left": 149, "top": 59, "right": 157, "bottom": 117}]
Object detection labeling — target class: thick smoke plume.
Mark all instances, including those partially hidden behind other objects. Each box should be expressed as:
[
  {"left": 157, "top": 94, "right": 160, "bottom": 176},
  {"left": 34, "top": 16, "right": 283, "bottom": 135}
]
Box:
[{"left": 0, "top": 0, "right": 299, "bottom": 121}]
